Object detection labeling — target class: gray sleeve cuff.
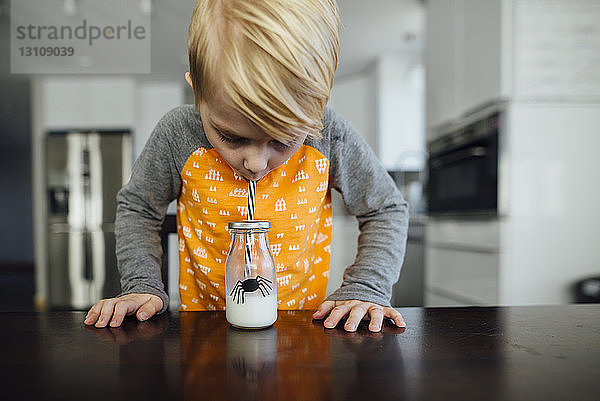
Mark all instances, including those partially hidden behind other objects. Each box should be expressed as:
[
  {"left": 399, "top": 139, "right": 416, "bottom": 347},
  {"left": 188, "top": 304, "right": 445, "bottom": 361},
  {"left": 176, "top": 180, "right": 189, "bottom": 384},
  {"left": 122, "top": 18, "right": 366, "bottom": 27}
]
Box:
[{"left": 325, "top": 282, "right": 391, "bottom": 307}]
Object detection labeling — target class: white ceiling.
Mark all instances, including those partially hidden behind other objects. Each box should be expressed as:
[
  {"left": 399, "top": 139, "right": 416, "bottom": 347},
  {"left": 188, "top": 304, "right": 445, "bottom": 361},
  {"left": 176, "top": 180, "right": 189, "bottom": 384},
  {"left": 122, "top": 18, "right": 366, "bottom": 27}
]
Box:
[{"left": 145, "top": 0, "right": 424, "bottom": 81}]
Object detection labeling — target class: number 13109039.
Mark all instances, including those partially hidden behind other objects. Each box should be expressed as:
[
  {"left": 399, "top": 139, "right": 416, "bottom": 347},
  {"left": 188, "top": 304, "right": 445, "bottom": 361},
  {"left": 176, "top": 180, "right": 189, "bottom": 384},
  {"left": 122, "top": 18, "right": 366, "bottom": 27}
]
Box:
[{"left": 18, "top": 46, "right": 75, "bottom": 56}]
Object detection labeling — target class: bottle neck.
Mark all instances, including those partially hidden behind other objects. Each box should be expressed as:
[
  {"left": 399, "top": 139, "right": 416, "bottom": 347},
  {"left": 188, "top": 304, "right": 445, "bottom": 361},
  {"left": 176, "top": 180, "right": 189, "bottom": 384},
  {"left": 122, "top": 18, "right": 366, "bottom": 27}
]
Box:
[{"left": 231, "top": 229, "right": 269, "bottom": 235}]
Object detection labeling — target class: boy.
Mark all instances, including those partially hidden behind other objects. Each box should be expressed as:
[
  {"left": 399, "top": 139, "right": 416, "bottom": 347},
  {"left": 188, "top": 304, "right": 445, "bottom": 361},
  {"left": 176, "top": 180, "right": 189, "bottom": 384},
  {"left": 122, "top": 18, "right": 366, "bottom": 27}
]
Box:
[{"left": 84, "top": 0, "right": 408, "bottom": 332}]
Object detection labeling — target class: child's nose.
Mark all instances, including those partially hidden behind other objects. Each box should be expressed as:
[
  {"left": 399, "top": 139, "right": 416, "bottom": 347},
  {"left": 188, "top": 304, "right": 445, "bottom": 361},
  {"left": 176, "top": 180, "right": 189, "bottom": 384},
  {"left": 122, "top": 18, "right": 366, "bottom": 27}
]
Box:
[{"left": 243, "top": 148, "right": 268, "bottom": 175}]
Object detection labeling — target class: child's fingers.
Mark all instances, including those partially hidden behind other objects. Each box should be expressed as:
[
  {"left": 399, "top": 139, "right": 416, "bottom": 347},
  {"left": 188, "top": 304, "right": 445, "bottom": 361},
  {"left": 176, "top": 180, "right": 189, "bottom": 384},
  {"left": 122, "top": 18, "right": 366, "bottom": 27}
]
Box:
[
  {"left": 312, "top": 300, "right": 335, "bottom": 320},
  {"left": 323, "top": 302, "right": 353, "bottom": 329},
  {"left": 84, "top": 300, "right": 104, "bottom": 325},
  {"left": 135, "top": 295, "right": 163, "bottom": 322},
  {"left": 109, "top": 299, "right": 138, "bottom": 327},
  {"left": 344, "top": 304, "right": 369, "bottom": 332},
  {"left": 384, "top": 308, "right": 406, "bottom": 328},
  {"left": 95, "top": 299, "right": 118, "bottom": 328},
  {"left": 84, "top": 294, "right": 163, "bottom": 328},
  {"left": 367, "top": 307, "right": 385, "bottom": 332}
]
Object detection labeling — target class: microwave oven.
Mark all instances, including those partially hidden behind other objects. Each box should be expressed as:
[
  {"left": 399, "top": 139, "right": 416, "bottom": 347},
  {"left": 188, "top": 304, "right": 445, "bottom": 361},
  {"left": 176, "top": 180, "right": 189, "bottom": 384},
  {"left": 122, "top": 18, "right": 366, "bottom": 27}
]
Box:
[{"left": 426, "top": 111, "right": 501, "bottom": 216}]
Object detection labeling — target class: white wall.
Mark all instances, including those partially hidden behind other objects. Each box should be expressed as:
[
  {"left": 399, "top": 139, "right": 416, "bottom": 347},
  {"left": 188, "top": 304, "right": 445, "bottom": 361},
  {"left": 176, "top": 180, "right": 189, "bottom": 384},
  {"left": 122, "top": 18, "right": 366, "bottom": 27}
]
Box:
[
  {"left": 328, "top": 67, "right": 378, "bottom": 152},
  {"left": 500, "top": 103, "right": 600, "bottom": 305},
  {"left": 134, "top": 82, "right": 184, "bottom": 158},
  {"left": 328, "top": 54, "right": 426, "bottom": 171},
  {"left": 375, "top": 53, "right": 425, "bottom": 171}
]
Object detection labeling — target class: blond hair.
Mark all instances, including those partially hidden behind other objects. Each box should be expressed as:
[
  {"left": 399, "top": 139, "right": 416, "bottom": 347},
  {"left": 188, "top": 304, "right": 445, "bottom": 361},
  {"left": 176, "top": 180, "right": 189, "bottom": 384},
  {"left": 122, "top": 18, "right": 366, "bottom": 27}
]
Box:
[{"left": 188, "top": 0, "right": 340, "bottom": 142}]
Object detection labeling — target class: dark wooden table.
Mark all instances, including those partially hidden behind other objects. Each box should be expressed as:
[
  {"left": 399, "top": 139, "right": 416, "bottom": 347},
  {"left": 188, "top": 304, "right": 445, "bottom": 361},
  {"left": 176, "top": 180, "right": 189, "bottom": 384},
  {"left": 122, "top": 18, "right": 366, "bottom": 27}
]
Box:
[{"left": 1, "top": 305, "right": 599, "bottom": 400}]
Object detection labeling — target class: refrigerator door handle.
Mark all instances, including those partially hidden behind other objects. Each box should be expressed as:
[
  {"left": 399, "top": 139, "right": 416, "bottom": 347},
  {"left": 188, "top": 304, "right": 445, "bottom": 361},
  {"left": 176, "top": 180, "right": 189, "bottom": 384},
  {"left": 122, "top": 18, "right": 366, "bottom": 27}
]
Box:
[
  {"left": 90, "top": 230, "right": 106, "bottom": 304},
  {"left": 87, "top": 134, "right": 105, "bottom": 304},
  {"left": 67, "top": 133, "right": 89, "bottom": 309}
]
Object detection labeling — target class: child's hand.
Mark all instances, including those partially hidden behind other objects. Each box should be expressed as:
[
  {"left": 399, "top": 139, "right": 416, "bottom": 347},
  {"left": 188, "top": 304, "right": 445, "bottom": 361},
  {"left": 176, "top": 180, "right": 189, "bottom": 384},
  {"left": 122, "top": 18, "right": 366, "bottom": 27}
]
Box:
[
  {"left": 312, "top": 300, "right": 406, "bottom": 332},
  {"left": 83, "top": 293, "right": 163, "bottom": 328}
]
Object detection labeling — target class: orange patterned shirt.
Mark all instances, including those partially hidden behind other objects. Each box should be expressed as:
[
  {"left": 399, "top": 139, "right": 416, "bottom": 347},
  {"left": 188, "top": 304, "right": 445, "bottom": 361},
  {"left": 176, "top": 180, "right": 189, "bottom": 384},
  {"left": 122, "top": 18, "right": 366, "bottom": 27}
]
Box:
[{"left": 177, "top": 145, "right": 332, "bottom": 310}]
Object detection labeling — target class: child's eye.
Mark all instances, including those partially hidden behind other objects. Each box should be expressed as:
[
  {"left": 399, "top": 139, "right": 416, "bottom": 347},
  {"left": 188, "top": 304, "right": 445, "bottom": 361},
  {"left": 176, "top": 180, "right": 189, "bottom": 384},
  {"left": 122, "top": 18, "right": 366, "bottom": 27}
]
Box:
[
  {"left": 270, "top": 140, "right": 290, "bottom": 151},
  {"left": 217, "top": 131, "right": 246, "bottom": 145}
]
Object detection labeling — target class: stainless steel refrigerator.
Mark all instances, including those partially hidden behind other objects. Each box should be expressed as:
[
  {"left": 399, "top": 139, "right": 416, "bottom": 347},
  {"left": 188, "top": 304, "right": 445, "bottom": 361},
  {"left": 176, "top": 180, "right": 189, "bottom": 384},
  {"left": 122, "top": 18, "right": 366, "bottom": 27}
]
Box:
[{"left": 45, "top": 130, "right": 132, "bottom": 309}]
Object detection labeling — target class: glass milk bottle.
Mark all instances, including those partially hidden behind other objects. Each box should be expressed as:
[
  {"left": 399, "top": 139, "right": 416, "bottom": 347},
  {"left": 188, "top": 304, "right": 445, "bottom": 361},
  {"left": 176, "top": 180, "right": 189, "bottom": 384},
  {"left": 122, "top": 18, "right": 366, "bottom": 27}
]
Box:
[{"left": 225, "top": 221, "right": 277, "bottom": 329}]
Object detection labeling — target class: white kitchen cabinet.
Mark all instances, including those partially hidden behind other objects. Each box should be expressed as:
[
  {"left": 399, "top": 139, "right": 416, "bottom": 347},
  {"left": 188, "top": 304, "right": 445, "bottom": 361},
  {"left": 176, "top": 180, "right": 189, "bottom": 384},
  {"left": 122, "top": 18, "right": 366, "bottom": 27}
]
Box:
[
  {"left": 426, "top": 0, "right": 508, "bottom": 136},
  {"left": 425, "top": 0, "right": 458, "bottom": 132},
  {"left": 425, "top": 290, "right": 466, "bottom": 307},
  {"left": 426, "top": 0, "right": 600, "bottom": 139},
  {"left": 512, "top": 1, "right": 600, "bottom": 101},
  {"left": 425, "top": 247, "right": 499, "bottom": 305},
  {"left": 424, "top": 219, "right": 500, "bottom": 307},
  {"left": 426, "top": 219, "right": 501, "bottom": 251},
  {"left": 461, "top": 0, "right": 506, "bottom": 114}
]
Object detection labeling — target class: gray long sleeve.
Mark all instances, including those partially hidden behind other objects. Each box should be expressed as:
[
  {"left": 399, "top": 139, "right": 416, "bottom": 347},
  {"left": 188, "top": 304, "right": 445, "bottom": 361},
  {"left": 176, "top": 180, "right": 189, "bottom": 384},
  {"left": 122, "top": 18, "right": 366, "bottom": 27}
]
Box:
[{"left": 115, "top": 120, "right": 179, "bottom": 313}]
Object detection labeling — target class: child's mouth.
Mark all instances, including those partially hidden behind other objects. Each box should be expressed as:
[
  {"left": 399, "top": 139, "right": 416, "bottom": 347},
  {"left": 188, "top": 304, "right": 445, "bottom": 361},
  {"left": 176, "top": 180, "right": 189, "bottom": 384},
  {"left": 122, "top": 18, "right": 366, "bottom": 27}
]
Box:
[{"left": 235, "top": 168, "right": 267, "bottom": 183}]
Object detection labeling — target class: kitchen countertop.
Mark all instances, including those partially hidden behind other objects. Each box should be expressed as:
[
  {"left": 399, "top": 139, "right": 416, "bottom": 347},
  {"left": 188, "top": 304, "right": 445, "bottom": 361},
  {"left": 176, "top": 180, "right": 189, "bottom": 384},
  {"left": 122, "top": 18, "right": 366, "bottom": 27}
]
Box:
[{"left": 1, "top": 305, "right": 599, "bottom": 400}]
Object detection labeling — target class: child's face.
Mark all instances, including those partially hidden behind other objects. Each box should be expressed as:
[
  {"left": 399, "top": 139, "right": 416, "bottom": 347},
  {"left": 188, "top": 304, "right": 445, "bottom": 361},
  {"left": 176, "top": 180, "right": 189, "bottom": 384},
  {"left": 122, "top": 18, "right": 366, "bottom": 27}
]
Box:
[{"left": 196, "top": 86, "right": 307, "bottom": 182}]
